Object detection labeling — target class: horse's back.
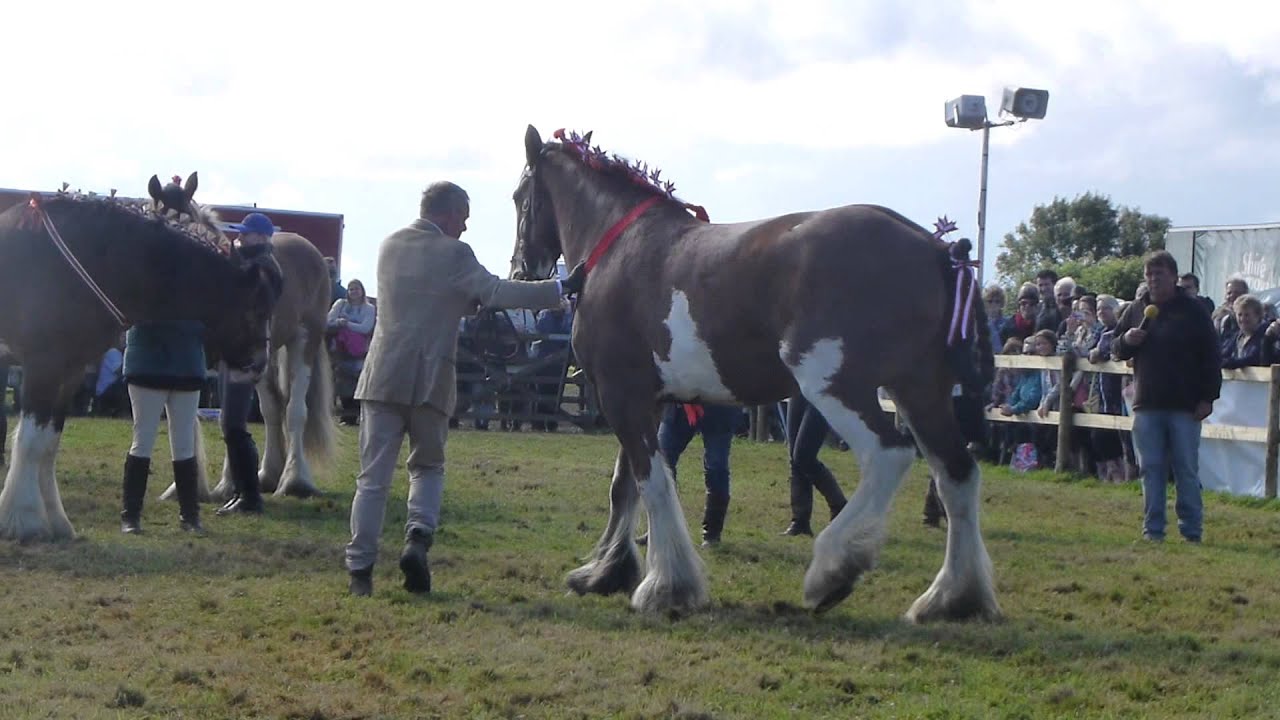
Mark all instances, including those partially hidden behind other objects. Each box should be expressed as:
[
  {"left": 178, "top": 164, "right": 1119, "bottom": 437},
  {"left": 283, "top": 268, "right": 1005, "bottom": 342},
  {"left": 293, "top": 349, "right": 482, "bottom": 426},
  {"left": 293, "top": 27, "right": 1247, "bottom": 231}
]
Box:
[{"left": 269, "top": 232, "right": 331, "bottom": 342}]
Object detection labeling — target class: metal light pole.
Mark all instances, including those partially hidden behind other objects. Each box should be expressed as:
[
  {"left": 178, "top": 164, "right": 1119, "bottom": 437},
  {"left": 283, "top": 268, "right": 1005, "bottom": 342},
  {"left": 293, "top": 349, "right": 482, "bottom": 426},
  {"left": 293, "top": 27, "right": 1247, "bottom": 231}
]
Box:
[
  {"left": 974, "top": 119, "right": 1014, "bottom": 287},
  {"left": 946, "top": 87, "right": 1049, "bottom": 285}
]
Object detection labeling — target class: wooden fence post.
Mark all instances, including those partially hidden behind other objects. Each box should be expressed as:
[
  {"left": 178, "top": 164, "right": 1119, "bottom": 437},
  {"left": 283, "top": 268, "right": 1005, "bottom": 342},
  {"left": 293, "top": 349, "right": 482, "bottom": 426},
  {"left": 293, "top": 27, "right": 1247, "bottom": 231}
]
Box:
[
  {"left": 751, "top": 406, "right": 767, "bottom": 442},
  {"left": 1266, "top": 364, "right": 1280, "bottom": 499},
  {"left": 1055, "top": 351, "right": 1077, "bottom": 473}
]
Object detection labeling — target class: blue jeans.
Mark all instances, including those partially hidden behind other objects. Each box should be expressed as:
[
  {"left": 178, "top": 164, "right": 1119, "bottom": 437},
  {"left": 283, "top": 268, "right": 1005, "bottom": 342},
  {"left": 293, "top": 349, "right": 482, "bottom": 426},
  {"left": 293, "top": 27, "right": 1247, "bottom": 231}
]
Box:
[
  {"left": 657, "top": 403, "right": 735, "bottom": 498},
  {"left": 1131, "top": 409, "right": 1203, "bottom": 540}
]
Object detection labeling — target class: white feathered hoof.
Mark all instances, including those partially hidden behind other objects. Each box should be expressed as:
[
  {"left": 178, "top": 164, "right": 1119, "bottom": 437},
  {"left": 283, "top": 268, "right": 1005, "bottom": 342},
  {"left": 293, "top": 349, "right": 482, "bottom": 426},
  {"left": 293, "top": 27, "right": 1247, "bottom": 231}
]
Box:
[
  {"left": 158, "top": 483, "right": 213, "bottom": 503},
  {"left": 273, "top": 473, "right": 320, "bottom": 498},
  {"left": 904, "top": 571, "right": 1003, "bottom": 624},
  {"left": 0, "top": 494, "right": 75, "bottom": 542},
  {"left": 802, "top": 524, "right": 878, "bottom": 613},
  {"left": 565, "top": 547, "right": 643, "bottom": 597},
  {"left": 629, "top": 572, "right": 710, "bottom": 616}
]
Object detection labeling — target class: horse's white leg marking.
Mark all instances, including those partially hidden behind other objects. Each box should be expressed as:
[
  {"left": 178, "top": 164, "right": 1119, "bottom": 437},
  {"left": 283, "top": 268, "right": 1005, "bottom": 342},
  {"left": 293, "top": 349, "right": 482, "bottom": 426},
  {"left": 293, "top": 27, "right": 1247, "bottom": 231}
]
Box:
[
  {"left": 653, "top": 290, "right": 737, "bottom": 403},
  {"left": 904, "top": 448, "right": 1000, "bottom": 623},
  {"left": 630, "top": 450, "right": 709, "bottom": 614},
  {"left": 566, "top": 451, "right": 643, "bottom": 596},
  {"left": 36, "top": 424, "right": 73, "bottom": 539},
  {"left": 276, "top": 332, "right": 316, "bottom": 497},
  {"left": 781, "top": 339, "right": 915, "bottom": 611},
  {"left": 0, "top": 416, "right": 74, "bottom": 541},
  {"left": 257, "top": 351, "right": 287, "bottom": 493}
]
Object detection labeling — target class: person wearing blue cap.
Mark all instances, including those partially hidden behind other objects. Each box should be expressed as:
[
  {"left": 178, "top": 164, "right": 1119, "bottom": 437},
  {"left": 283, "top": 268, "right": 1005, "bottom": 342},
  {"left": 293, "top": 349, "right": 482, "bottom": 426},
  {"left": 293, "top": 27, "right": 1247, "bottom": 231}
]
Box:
[{"left": 217, "top": 213, "right": 282, "bottom": 515}]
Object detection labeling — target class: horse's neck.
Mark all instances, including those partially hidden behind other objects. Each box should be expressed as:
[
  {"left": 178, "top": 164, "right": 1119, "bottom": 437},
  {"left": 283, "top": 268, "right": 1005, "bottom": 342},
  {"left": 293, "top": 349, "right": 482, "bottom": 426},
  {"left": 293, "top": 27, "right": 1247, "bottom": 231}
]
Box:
[
  {"left": 546, "top": 160, "right": 653, "bottom": 267},
  {"left": 121, "top": 244, "right": 236, "bottom": 324}
]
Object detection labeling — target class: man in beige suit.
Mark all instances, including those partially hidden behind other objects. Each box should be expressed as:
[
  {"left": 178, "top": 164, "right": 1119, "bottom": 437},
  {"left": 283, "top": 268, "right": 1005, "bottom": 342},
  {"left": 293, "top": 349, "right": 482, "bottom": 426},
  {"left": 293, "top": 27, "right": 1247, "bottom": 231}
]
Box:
[{"left": 346, "top": 181, "right": 581, "bottom": 596}]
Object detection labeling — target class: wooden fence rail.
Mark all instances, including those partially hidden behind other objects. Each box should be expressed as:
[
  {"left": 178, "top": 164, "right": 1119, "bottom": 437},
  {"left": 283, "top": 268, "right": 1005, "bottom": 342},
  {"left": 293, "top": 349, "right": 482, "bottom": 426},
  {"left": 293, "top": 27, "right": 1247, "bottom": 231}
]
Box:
[{"left": 870, "top": 354, "right": 1280, "bottom": 499}]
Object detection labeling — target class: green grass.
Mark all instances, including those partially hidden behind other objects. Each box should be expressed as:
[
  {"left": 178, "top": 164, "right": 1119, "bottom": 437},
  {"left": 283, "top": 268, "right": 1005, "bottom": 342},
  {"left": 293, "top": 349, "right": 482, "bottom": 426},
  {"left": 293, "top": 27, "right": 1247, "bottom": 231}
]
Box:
[{"left": 2, "top": 419, "right": 1280, "bottom": 719}]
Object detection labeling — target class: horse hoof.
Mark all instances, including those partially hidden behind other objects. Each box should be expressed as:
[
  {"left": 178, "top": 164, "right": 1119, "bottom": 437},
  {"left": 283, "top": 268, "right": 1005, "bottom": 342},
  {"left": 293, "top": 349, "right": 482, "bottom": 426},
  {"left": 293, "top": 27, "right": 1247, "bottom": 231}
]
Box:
[
  {"left": 274, "top": 481, "right": 320, "bottom": 499},
  {"left": 566, "top": 554, "right": 642, "bottom": 597},
  {"left": 905, "top": 586, "right": 1003, "bottom": 624},
  {"left": 807, "top": 582, "right": 855, "bottom": 614},
  {"left": 630, "top": 576, "right": 709, "bottom": 615}
]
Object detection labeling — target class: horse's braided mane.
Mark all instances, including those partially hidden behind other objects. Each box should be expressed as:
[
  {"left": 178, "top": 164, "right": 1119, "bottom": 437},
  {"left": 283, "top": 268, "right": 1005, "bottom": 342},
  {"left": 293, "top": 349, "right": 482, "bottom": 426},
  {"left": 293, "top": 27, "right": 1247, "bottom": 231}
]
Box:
[
  {"left": 44, "top": 188, "right": 232, "bottom": 258},
  {"left": 551, "top": 129, "right": 707, "bottom": 220}
]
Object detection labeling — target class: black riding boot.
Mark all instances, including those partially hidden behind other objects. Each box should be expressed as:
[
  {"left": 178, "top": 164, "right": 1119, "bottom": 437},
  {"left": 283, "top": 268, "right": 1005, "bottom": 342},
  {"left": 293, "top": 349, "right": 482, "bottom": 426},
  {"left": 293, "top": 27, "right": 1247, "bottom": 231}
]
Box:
[
  {"left": 700, "top": 492, "right": 730, "bottom": 547},
  {"left": 217, "top": 435, "right": 263, "bottom": 515},
  {"left": 120, "top": 454, "right": 150, "bottom": 534},
  {"left": 173, "top": 457, "right": 204, "bottom": 534},
  {"left": 781, "top": 470, "right": 814, "bottom": 536},
  {"left": 399, "top": 528, "right": 433, "bottom": 593},
  {"left": 809, "top": 462, "right": 847, "bottom": 520},
  {"left": 923, "top": 477, "right": 946, "bottom": 528}
]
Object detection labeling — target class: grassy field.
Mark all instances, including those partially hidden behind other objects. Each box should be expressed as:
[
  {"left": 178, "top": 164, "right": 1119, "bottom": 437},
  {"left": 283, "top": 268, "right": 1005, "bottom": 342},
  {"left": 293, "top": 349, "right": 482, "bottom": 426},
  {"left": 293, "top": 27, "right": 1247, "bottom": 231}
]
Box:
[{"left": 2, "top": 418, "right": 1280, "bottom": 719}]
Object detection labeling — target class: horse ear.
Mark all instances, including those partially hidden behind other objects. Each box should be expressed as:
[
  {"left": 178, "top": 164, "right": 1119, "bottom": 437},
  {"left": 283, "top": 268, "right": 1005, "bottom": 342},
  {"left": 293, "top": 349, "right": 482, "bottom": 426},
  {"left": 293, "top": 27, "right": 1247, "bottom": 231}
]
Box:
[
  {"left": 147, "top": 175, "right": 163, "bottom": 202},
  {"left": 183, "top": 172, "right": 199, "bottom": 200},
  {"left": 582, "top": 131, "right": 593, "bottom": 145},
  {"left": 524, "top": 125, "right": 543, "bottom": 166}
]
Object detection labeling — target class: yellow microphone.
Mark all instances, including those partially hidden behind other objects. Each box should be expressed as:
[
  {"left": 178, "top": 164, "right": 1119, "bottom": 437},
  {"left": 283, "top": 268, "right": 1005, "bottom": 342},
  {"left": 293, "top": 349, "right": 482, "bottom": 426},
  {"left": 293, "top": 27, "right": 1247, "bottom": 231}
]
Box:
[{"left": 1139, "top": 304, "right": 1159, "bottom": 331}]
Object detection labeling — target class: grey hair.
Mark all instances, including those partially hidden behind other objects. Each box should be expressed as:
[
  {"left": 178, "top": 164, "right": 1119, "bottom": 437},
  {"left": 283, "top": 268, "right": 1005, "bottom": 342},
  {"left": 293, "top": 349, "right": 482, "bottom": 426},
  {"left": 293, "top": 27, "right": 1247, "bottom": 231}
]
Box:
[
  {"left": 420, "top": 181, "right": 470, "bottom": 219},
  {"left": 1096, "top": 294, "right": 1119, "bottom": 313},
  {"left": 1054, "top": 276, "right": 1077, "bottom": 295}
]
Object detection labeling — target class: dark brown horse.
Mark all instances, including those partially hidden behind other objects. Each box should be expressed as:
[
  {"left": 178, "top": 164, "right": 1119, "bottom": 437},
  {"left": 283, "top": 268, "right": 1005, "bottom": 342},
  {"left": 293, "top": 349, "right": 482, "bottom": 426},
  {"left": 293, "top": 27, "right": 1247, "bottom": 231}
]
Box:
[
  {"left": 513, "top": 126, "right": 997, "bottom": 622},
  {"left": 0, "top": 174, "right": 279, "bottom": 541}
]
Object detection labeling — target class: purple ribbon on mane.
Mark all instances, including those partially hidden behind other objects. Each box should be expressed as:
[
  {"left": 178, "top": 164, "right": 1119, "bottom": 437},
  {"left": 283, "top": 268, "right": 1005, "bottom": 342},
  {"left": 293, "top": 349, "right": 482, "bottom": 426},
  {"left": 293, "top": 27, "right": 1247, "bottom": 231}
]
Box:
[{"left": 948, "top": 258, "right": 979, "bottom": 346}]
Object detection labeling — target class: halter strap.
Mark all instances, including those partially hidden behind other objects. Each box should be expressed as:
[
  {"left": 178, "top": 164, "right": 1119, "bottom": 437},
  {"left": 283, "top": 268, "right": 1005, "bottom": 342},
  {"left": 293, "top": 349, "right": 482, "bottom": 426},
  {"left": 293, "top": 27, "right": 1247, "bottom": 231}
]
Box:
[
  {"left": 583, "top": 196, "right": 663, "bottom": 273},
  {"left": 948, "top": 258, "right": 980, "bottom": 346},
  {"left": 25, "top": 196, "right": 129, "bottom": 326}
]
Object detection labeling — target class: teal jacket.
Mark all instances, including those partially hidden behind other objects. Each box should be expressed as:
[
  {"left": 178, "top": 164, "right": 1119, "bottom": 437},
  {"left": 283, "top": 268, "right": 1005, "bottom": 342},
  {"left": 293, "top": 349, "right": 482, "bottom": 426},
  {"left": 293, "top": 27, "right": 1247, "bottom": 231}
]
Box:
[{"left": 123, "top": 321, "right": 207, "bottom": 391}]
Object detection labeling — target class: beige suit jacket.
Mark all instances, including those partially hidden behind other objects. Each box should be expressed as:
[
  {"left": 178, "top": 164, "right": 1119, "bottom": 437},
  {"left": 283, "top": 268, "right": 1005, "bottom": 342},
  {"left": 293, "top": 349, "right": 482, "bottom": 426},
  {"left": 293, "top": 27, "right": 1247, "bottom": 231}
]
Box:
[{"left": 354, "top": 219, "right": 563, "bottom": 412}]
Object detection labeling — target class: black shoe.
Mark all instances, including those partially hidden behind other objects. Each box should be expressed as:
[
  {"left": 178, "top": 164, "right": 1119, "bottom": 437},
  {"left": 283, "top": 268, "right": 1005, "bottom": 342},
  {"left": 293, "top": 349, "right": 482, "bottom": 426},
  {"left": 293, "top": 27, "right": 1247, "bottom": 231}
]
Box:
[
  {"left": 923, "top": 516, "right": 942, "bottom": 528},
  {"left": 781, "top": 520, "right": 813, "bottom": 537},
  {"left": 349, "top": 567, "right": 373, "bottom": 597},
  {"left": 399, "top": 529, "right": 433, "bottom": 594}
]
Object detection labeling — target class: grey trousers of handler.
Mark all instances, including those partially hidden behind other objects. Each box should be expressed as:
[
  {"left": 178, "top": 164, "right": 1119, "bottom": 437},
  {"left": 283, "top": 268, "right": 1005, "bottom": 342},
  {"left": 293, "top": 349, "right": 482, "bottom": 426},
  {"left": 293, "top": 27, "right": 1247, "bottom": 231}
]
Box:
[{"left": 344, "top": 399, "right": 449, "bottom": 572}]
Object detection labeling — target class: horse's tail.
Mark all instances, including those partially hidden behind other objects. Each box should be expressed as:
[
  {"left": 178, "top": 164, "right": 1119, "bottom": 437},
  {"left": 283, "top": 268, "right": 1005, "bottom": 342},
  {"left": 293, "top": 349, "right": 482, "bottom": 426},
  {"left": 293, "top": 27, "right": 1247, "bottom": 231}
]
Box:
[{"left": 304, "top": 339, "right": 337, "bottom": 464}]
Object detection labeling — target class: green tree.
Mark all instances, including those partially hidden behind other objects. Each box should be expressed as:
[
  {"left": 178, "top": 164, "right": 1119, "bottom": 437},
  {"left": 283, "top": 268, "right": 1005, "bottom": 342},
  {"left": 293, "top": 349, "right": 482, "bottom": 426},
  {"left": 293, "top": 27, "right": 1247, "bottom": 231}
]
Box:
[{"left": 995, "top": 193, "right": 1169, "bottom": 293}]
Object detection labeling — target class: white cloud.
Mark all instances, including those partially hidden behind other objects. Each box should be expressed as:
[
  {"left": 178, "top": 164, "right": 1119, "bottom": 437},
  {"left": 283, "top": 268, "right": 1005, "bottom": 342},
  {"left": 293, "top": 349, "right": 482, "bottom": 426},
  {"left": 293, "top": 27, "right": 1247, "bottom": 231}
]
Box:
[{"left": 2, "top": 1, "right": 1278, "bottom": 287}]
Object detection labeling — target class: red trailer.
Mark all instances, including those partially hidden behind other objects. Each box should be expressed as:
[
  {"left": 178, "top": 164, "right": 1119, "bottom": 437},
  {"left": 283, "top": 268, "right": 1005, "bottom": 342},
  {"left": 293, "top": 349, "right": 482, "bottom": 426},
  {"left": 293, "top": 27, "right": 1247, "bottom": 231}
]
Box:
[{"left": 0, "top": 188, "right": 344, "bottom": 269}]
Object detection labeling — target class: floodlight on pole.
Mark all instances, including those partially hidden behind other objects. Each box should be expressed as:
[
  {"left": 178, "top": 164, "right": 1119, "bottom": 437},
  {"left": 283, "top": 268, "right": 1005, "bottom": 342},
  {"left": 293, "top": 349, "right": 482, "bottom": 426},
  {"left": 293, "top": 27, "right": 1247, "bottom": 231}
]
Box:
[{"left": 944, "top": 86, "right": 1049, "bottom": 285}]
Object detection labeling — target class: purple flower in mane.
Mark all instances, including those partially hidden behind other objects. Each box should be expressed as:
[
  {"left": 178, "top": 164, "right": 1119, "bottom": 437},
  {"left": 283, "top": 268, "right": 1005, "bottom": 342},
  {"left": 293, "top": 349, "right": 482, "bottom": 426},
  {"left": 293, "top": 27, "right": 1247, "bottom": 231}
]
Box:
[{"left": 554, "top": 128, "right": 689, "bottom": 202}]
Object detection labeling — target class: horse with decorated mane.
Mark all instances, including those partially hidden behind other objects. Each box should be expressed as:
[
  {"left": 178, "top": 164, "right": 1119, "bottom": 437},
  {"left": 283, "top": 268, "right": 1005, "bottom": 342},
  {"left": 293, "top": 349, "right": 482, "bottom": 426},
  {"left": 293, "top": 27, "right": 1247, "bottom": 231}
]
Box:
[
  {"left": 512, "top": 126, "right": 997, "bottom": 622},
  {"left": 0, "top": 173, "right": 280, "bottom": 541}
]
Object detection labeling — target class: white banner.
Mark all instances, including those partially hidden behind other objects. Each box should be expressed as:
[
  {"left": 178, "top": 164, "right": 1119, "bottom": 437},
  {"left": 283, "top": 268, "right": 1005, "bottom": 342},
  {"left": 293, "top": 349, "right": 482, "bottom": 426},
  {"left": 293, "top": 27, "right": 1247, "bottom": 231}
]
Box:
[{"left": 1200, "top": 380, "right": 1269, "bottom": 497}]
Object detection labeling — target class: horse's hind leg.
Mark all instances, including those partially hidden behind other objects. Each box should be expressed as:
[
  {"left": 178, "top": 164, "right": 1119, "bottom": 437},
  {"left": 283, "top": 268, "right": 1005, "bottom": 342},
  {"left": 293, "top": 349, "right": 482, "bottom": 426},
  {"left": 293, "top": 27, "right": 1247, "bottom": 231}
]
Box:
[
  {"left": 256, "top": 350, "right": 287, "bottom": 493},
  {"left": 892, "top": 373, "right": 1001, "bottom": 623},
  {"left": 787, "top": 347, "right": 916, "bottom": 613},
  {"left": 565, "top": 449, "right": 643, "bottom": 597},
  {"left": 275, "top": 333, "right": 318, "bottom": 498}
]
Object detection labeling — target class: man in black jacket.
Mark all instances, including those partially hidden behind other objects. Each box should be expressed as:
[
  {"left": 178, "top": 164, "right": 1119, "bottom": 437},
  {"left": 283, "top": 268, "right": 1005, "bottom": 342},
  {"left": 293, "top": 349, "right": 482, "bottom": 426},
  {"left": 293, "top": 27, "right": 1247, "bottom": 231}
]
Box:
[{"left": 1113, "top": 251, "right": 1220, "bottom": 543}]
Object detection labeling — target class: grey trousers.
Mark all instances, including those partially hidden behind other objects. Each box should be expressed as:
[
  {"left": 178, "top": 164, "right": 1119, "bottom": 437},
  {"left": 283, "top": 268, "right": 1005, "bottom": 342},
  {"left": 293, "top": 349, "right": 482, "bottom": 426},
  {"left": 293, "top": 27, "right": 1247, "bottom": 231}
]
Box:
[{"left": 344, "top": 399, "right": 448, "bottom": 572}]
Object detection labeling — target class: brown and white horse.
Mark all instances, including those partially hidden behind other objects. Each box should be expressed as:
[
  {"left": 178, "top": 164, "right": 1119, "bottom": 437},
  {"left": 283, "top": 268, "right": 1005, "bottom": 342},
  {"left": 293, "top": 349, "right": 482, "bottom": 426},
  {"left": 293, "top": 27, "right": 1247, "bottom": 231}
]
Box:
[
  {"left": 160, "top": 231, "right": 337, "bottom": 502},
  {"left": 512, "top": 126, "right": 998, "bottom": 622},
  {"left": 0, "top": 174, "right": 278, "bottom": 541}
]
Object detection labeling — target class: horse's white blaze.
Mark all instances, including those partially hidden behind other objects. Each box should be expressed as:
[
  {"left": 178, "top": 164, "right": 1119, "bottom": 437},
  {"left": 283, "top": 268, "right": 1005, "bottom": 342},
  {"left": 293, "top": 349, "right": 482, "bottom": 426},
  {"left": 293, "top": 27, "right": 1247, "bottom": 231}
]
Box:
[
  {"left": 0, "top": 416, "right": 73, "bottom": 541},
  {"left": 276, "top": 335, "right": 316, "bottom": 497},
  {"left": 654, "top": 290, "right": 737, "bottom": 403},
  {"left": 905, "top": 453, "right": 1000, "bottom": 623},
  {"left": 630, "top": 450, "right": 709, "bottom": 613},
  {"left": 781, "top": 338, "right": 916, "bottom": 609}
]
